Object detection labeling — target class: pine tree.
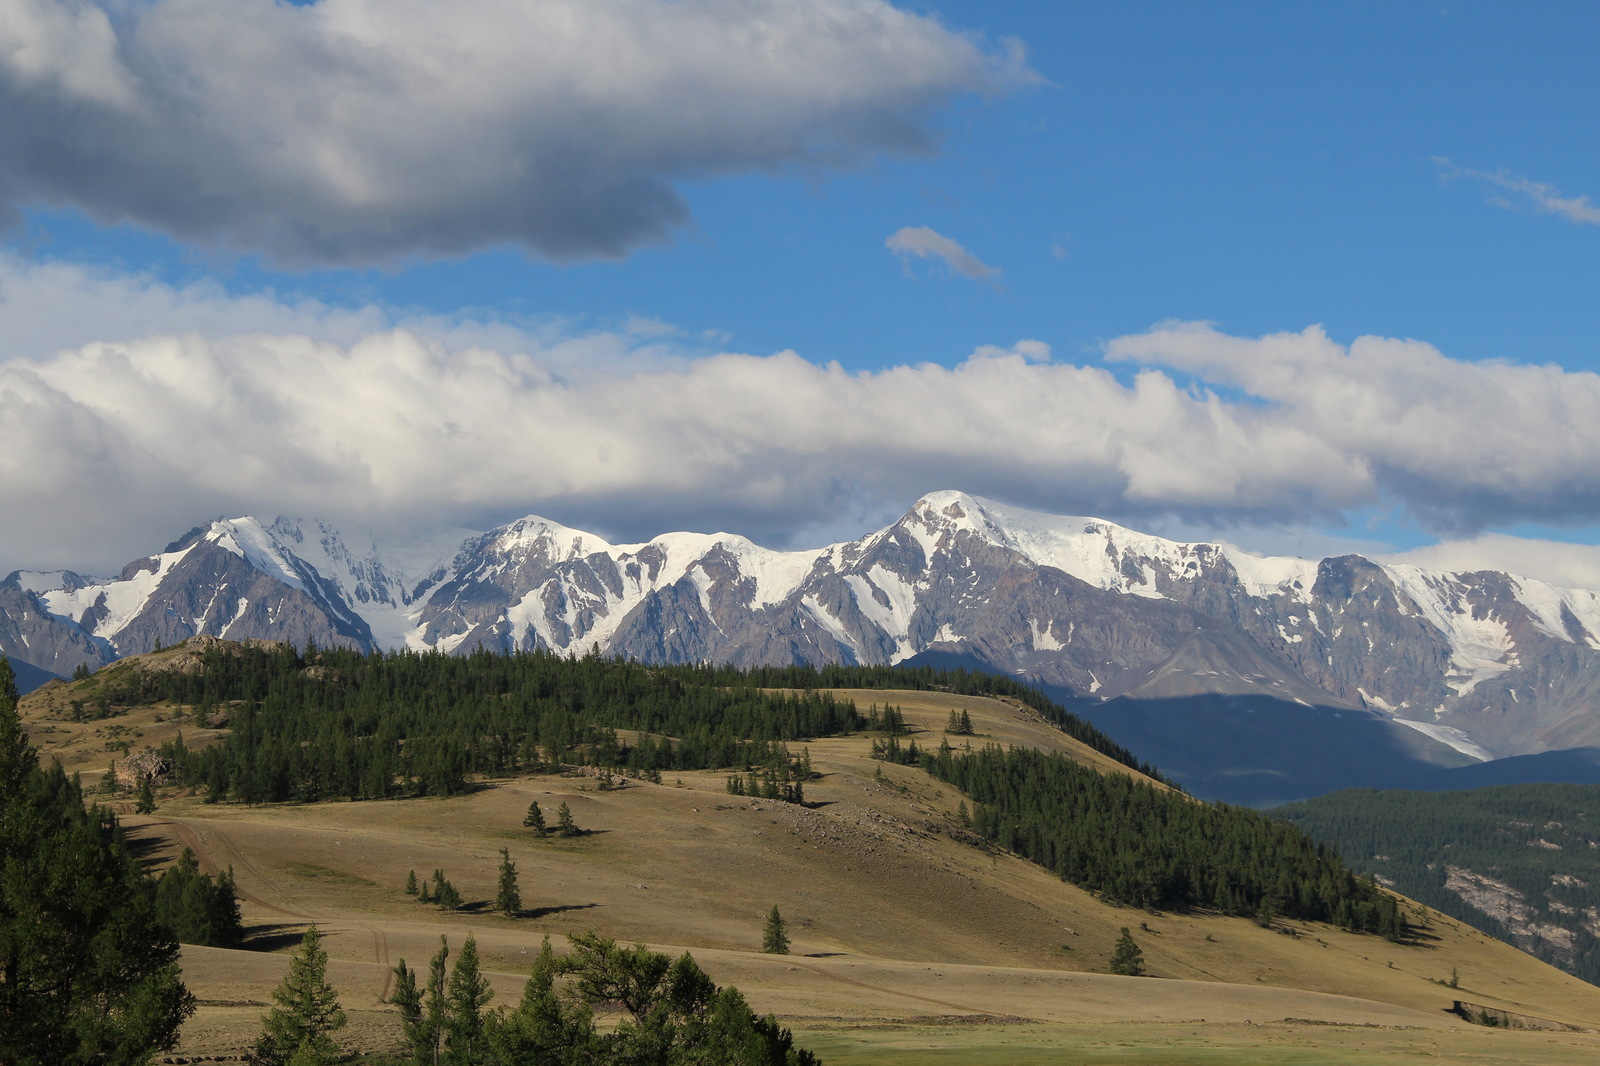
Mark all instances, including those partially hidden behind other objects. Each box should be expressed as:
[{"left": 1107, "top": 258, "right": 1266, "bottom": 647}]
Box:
[
  {"left": 488, "top": 937, "right": 596, "bottom": 1062},
  {"left": 430, "top": 868, "right": 461, "bottom": 911},
  {"left": 250, "top": 925, "right": 348, "bottom": 1065},
  {"left": 556, "top": 801, "right": 578, "bottom": 838},
  {"left": 523, "top": 801, "right": 547, "bottom": 836},
  {"left": 496, "top": 847, "right": 521, "bottom": 916},
  {"left": 420, "top": 937, "right": 449, "bottom": 1065},
  {"left": 1110, "top": 927, "right": 1145, "bottom": 977},
  {"left": 136, "top": 774, "right": 157, "bottom": 814},
  {"left": 762, "top": 906, "right": 790, "bottom": 955},
  {"left": 0, "top": 656, "right": 195, "bottom": 1064},
  {"left": 388, "top": 959, "right": 426, "bottom": 1064},
  {"left": 405, "top": 869, "right": 419, "bottom": 896},
  {"left": 444, "top": 935, "right": 493, "bottom": 1064}
]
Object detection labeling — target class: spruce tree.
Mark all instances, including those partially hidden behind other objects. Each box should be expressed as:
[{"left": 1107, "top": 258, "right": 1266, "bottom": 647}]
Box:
[
  {"left": 762, "top": 906, "right": 790, "bottom": 955},
  {"left": 488, "top": 938, "right": 596, "bottom": 1062},
  {"left": 0, "top": 656, "right": 195, "bottom": 1064},
  {"left": 250, "top": 925, "right": 348, "bottom": 1065},
  {"left": 523, "top": 801, "right": 547, "bottom": 836},
  {"left": 388, "top": 959, "right": 425, "bottom": 1063},
  {"left": 1110, "top": 927, "right": 1145, "bottom": 977},
  {"left": 405, "top": 869, "right": 419, "bottom": 896},
  {"left": 136, "top": 774, "right": 157, "bottom": 814},
  {"left": 556, "top": 801, "right": 578, "bottom": 838},
  {"left": 407, "top": 936, "right": 448, "bottom": 1066},
  {"left": 496, "top": 847, "right": 522, "bottom": 916},
  {"left": 444, "top": 935, "right": 493, "bottom": 1064}
]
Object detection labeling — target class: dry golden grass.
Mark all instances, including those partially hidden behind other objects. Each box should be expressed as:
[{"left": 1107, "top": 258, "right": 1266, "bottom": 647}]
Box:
[{"left": 23, "top": 683, "right": 1600, "bottom": 1061}]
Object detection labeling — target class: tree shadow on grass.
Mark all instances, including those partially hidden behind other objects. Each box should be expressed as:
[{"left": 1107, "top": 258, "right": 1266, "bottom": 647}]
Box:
[
  {"left": 241, "top": 923, "right": 311, "bottom": 952},
  {"left": 524, "top": 902, "right": 601, "bottom": 920},
  {"left": 120, "top": 820, "right": 180, "bottom": 873}
]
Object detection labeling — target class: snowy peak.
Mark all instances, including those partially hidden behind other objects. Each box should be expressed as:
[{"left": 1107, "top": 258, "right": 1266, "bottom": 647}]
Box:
[
  {"left": 906, "top": 491, "right": 1317, "bottom": 602},
  {"left": 6, "top": 493, "right": 1600, "bottom": 760}
]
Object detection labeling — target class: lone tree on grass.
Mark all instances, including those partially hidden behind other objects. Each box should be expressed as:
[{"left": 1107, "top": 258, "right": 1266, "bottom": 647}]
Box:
[
  {"left": 496, "top": 847, "right": 522, "bottom": 916},
  {"left": 135, "top": 774, "right": 157, "bottom": 814},
  {"left": 762, "top": 906, "right": 790, "bottom": 955},
  {"left": 555, "top": 801, "right": 578, "bottom": 838},
  {"left": 1110, "top": 927, "right": 1145, "bottom": 977},
  {"left": 250, "top": 925, "right": 348, "bottom": 1065},
  {"left": 523, "top": 800, "right": 547, "bottom": 836}
]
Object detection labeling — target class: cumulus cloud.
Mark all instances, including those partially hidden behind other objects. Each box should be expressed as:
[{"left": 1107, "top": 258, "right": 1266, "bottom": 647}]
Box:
[
  {"left": 1386, "top": 535, "right": 1600, "bottom": 592},
  {"left": 0, "top": 0, "right": 1031, "bottom": 265},
  {"left": 0, "top": 255, "right": 715, "bottom": 395},
  {"left": 6, "top": 271, "right": 1600, "bottom": 575},
  {"left": 1105, "top": 322, "right": 1600, "bottom": 532},
  {"left": 1436, "top": 157, "right": 1600, "bottom": 226},
  {"left": 886, "top": 225, "right": 1000, "bottom": 284}
]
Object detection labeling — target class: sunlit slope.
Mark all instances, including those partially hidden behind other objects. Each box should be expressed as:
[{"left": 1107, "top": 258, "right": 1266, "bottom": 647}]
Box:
[{"left": 59, "top": 685, "right": 1598, "bottom": 1060}]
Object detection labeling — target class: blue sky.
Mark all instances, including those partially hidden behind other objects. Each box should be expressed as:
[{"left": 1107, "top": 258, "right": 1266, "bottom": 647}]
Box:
[{"left": 2, "top": 0, "right": 1598, "bottom": 581}]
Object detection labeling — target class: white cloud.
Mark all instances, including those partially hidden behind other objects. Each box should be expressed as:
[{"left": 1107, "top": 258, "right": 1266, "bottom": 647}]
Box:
[
  {"left": 886, "top": 225, "right": 1000, "bottom": 284},
  {"left": 1385, "top": 534, "right": 1600, "bottom": 592},
  {"left": 0, "top": 0, "right": 1033, "bottom": 265},
  {"left": 0, "top": 252, "right": 695, "bottom": 377},
  {"left": 6, "top": 268, "right": 1600, "bottom": 576},
  {"left": 1436, "top": 157, "right": 1600, "bottom": 226},
  {"left": 1105, "top": 321, "right": 1600, "bottom": 532}
]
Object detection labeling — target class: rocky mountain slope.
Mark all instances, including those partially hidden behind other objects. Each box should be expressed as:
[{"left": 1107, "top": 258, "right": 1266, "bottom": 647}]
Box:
[
  {"left": 1277, "top": 783, "right": 1600, "bottom": 986},
  {"left": 7, "top": 492, "right": 1600, "bottom": 798}
]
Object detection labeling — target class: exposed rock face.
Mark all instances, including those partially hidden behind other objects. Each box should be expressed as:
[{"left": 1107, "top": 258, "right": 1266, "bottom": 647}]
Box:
[
  {"left": 1444, "top": 865, "right": 1583, "bottom": 961},
  {"left": 6, "top": 491, "right": 1600, "bottom": 772}
]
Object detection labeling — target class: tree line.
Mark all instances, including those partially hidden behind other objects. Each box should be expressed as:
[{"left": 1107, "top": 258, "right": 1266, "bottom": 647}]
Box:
[
  {"left": 920, "top": 742, "right": 1405, "bottom": 938},
  {"left": 122, "top": 643, "right": 1154, "bottom": 807},
  {"left": 130, "top": 644, "right": 861, "bottom": 803}
]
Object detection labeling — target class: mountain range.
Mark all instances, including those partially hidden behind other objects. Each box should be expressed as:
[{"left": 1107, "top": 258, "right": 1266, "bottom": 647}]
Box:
[{"left": 9, "top": 491, "right": 1600, "bottom": 803}]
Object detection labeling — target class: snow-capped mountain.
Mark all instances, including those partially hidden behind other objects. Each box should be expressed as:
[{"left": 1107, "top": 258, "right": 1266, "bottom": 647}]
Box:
[{"left": 8, "top": 491, "right": 1600, "bottom": 782}]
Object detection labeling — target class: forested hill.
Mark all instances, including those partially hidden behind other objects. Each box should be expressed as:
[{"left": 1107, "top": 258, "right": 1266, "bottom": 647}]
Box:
[
  {"left": 59, "top": 638, "right": 1408, "bottom": 942},
  {"left": 81, "top": 640, "right": 1154, "bottom": 803},
  {"left": 1277, "top": 785, "right": 1600, "bottom": 985}
]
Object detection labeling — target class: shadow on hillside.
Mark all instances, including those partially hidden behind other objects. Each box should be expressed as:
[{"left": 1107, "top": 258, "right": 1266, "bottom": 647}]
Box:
[
  {"left": 1065, "top": 692, "right": 1475, "bottom": 806},
  {"left": 525, "top": 902, "right": 600, "bottom": 920},
  {"left": 1404, "top": 924, "right": 1444, "bottom": 947},
  {"left": 243, "top": 923, "right": 312, "bottom": 952},
  {"left": 120, "top": 821, "right": 178, "bottom": 873}
]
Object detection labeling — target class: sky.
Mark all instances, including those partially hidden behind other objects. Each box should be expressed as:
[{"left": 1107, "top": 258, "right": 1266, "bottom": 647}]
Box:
[{"left": 2, "top": 0, "right": 1599, "bottom": 585}]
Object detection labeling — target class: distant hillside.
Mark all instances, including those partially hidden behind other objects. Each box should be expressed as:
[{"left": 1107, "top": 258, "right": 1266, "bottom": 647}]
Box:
[
  {"left": 47, "top": 637, "right": 1387, "bottom": 935},
  {"left": 24, "top": 639, "right": 1600, "bottom": 1058},
  {"left": 3, "top": 655, "right": 60, "bottom": 695},
  {"left": 1277, "top": 784, "right": 1600, "bottom": 985}
]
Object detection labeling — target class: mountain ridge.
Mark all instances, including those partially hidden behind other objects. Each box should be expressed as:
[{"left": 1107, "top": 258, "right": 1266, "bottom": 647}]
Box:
[{"left": 9, "top": 491, "right": 1600, "bottom": 797}]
